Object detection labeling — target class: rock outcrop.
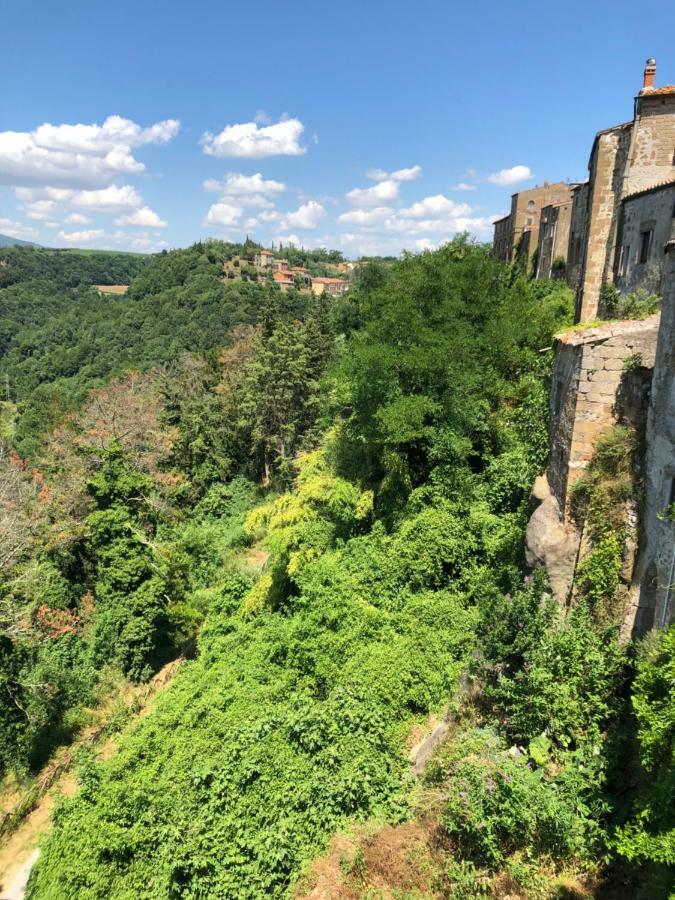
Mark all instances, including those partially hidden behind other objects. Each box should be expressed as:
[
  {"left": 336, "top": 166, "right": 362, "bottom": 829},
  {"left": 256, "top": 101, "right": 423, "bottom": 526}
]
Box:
[{"left": 524, "top": 475, "right": 579, "bottom": 602}]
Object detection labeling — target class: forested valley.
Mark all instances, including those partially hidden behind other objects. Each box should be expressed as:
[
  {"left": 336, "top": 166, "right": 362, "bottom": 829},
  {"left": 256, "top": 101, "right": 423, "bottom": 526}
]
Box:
[{"left": 0, "top": 241, "right": 671, "bottom": 899}]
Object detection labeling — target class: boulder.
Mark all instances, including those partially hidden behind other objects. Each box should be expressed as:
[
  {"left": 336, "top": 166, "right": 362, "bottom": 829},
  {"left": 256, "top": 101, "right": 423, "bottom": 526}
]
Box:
[{"left": 525, "top": 475, "right": 579, "bottom": 603}]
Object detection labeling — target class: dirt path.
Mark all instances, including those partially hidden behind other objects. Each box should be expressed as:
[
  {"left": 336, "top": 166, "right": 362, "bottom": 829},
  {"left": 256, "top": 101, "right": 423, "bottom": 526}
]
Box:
[
  {"left": 1, "top": 848, "right": 40, "bottom": 900},
  {"left": 0, "top": 658, "right": 183, "bottom": 899}
]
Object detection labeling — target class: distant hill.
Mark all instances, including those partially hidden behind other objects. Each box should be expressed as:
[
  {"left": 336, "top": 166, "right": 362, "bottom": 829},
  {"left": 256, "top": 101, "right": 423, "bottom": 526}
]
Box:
[{"left": 0, "top": 232, "right": 40, "bottom": 248}]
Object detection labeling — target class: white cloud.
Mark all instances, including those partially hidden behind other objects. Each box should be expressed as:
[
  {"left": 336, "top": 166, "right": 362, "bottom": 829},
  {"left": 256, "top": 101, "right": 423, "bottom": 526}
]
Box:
[
  {"left": 201, "top": 117, "right": 306, "bottom": 158},
  {"left": 32, "top": 116, "right": 179, "bottom": 154},
  {"left": 204, "top": 172, "right": 285, "bottom": 198},
  {"left": 346, "top": 179, "right": 400, "bottom": 207},
  {"left": 338, "top": 206, "right": 392, "bottom": 225},
  {"left": 259, "top": 209, "right": 282, "bottom": 223},
  {"left": 366, "top": 165, "right": 422, "bottom": 183},
  {"left": 335, "top": 195, "right": 501, "bottom": 257},
  {"left": 0, "top": 217, "right": 38, "bottom": 239},
  {"left": 17, "top": 184, "right": 144, "bottom": 212},
  {"left": 272, "top": 233, "right": 304, "bottom": 247},
  {"left": 413, "top": 238, "right": 439, "bottom": 251},
  {"left": 281, "top": 200, "right": 326, "bottom": 230},
  {"left": 243, "top": 217, "right": 260, "bottom": 230},
  {"left": 399, "top": 194, "right": 472, "bottom": 219},
  {"left": 451, "top": 182, "right": 476, "bottom": 191},
  {"left": 70, "top": 184, "right": 144, "bottom": 211},
  {"left": 272, "top": 233, "right": 329, "bottom": 250},
  {"left": 203, "top": 202, "right": 243, "bottom": 228},
  {"left": 129, "top": 236, "right": 168, "bottom": 250},
  {"left": 21, "top": 199, "right": 57, "bottom": 220},
  {"left": 0, "top": 116, "right": 180, "bottom": 188},
  {"left": 115, "top": 206, "right": 167, "bottom": 228},
  {"left": 201, "top": 172, "right": 287, "bottom": 226},
  {"left": 56, "top": 228, "right": 105, "bottom": 244},
  {"left": 487, "top": 165, "right": 534, "bottom": 187},
  {"left": 65, "top": 212, "right": 91, "bottom": 224}
]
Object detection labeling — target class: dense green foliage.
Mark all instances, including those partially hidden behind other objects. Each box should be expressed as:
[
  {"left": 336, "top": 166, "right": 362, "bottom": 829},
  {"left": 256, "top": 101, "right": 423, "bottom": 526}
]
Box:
[
  {"left": 613, "top": 627, "right": 674, "bottom": 877},
  {"left": 19, "top": 239, "right": 587, "bottom": 898},
  {"left": 0, "top": 242, "right": 312, "bottom": 456},
  {"left": 0, "top": 246, "right": 147, "bottom": 289},
  {"left": 1, "top": 236, "right": 670, "bottom": 897}
]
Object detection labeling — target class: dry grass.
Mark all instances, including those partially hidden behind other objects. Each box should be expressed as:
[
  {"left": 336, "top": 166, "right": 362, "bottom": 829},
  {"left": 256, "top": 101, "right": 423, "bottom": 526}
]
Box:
[
  {"left": 296, "top": 820, "right": 441, "bottom": 899},
  {"left": 94, "top": 284, "right": 129, "bottom": 294}
]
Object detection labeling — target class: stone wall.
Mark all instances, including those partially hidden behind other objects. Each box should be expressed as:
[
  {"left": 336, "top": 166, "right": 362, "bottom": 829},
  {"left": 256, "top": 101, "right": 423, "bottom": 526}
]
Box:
[
  {"left": 492, "top": 215, "right": 512, "bottom": 261},
  {"left": 547, "top": 316, "right": 660, "bottom": 516},
  {"left": 537, "top": 200, "right": 573, "bottom": 279},
  {"left": 624, "top": 93, "right": 675, "bottom": 194},
  {"left": 491, "top": 183, "right": 574, "bottom": 266},
  {"left": 566, "top": 182, "right": 589, "bottom": 292},
  {"left": 576, "top": 125, "right": 632, "bottom": 322},
  {"left": 614, "top": 182, "right": 675, "bottom": 295},
  {"left": 627, "top": 243, "right": 675, "bottom": 635}
]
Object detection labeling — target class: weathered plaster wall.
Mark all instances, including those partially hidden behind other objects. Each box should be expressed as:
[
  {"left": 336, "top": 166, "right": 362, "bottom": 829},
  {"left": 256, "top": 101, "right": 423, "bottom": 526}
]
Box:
[{"left": 627, "top": 243, "right": 675, "bottom": 636}]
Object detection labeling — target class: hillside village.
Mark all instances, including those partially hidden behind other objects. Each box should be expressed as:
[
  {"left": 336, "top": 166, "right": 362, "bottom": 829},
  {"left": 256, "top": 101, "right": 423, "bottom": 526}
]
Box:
[
  {"left": 495, "top": 58, "right": 674, "bottom": 637},
  {"left": 223, "top": 245, "right": 354, "bottom": 295}
]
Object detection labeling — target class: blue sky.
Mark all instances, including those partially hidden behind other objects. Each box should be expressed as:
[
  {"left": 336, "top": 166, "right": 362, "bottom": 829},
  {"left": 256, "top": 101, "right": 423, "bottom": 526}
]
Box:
[{"left": 0, "top": 0, "right": 673, "bottom": 257}]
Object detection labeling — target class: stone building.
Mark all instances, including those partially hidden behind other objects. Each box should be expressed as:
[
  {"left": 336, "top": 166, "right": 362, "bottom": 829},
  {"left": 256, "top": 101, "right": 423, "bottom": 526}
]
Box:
[
  {"left": 566, "top": 182, "right": 590, "bottom": 291},
  {"left": 572, "top": 59, "right": 675, "bottom": 322},
  {"left": 311, "top": 277, "right": 349, "bottom": 296},
  {"left": 627, "top": 241, "right": 675, "bottom": 635},
  {"left": 254, "top": 249, "right": 274, "bottom": 269},
  {"left": 535, "top": 197, "right": 574, "bottom": 279},
  {"left": 491, "top": 182, "right": 574, "bottom": 267},
  {"left": 524, "top": 59, "right": 675, "bottom": 638},
  {"left": 272, "top": 269, "right": 294, "bottom": 292},
  {"left": 614, "top": 180, "right": 675, "bottom": 295},
  {"left": 492, "top": 214, "right": 512, "bottom": 261}
]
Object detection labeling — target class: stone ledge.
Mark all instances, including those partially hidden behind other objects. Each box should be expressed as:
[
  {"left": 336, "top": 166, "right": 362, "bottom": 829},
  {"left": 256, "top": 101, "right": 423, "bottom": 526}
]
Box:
[{"left": 556, "top": 313, "right": 661, "bottom": 347}]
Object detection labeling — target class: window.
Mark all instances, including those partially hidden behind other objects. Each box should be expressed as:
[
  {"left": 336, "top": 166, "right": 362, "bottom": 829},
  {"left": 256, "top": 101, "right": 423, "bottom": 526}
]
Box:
[
  {"left": 526, "top": 216, "right": 533, "bottom": 226},
  {"left": 638, "top": 229, "right": 652, "bottom": 264},
  {"left": 527, "top": 200, "right": 535, "bottom": 211}
]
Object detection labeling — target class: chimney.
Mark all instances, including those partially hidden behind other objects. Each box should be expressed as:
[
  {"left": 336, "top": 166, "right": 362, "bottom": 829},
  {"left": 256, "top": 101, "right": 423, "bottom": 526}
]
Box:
[{"left": 643, "top": 57, "right": 656, "bottom": 90}]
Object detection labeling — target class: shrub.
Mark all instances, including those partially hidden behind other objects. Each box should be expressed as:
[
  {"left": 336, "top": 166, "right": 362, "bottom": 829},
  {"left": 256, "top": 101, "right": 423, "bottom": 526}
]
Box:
[
  {"left": 429, "top": 729, "right": 579, "bottom": 868},
  {"left": 613, "top": 626, "right": 674, "bottom": 870}
]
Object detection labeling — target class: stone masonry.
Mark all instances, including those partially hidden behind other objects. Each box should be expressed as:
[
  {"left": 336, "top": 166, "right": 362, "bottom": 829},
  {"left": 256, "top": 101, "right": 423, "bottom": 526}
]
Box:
[
  {"left": 626, "top": 242, "right": 675, "bottom": 636},
  {"left": 614, "top": 181, "right": 675, "bottom": 295},
  {"left": 547, "top": 316, "right": 660, "bottom": 515},
  {"left": 491, "top": 182, "right": 574, "bottom": 267},
  {"left": 574, "top": 60, "right": 675, "bottom": 322},
  {"left": 525, "top": 315, "right": 660, "bottom": 605}
]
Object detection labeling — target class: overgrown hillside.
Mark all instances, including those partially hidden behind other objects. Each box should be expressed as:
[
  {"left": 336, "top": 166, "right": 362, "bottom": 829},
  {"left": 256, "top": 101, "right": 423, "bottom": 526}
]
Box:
[
  {"left": 1, "top": 239, "right": 671, "bottom": 898},
  {"left": 0, "top": 242, "right": 314, "bottom": 456}
]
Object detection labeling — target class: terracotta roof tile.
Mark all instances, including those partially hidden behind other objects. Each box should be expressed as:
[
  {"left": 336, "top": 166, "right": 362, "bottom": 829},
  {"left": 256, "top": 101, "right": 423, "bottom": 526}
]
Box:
[{"left": 640, "top": 85, "right": 675, "bottom": 96}]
